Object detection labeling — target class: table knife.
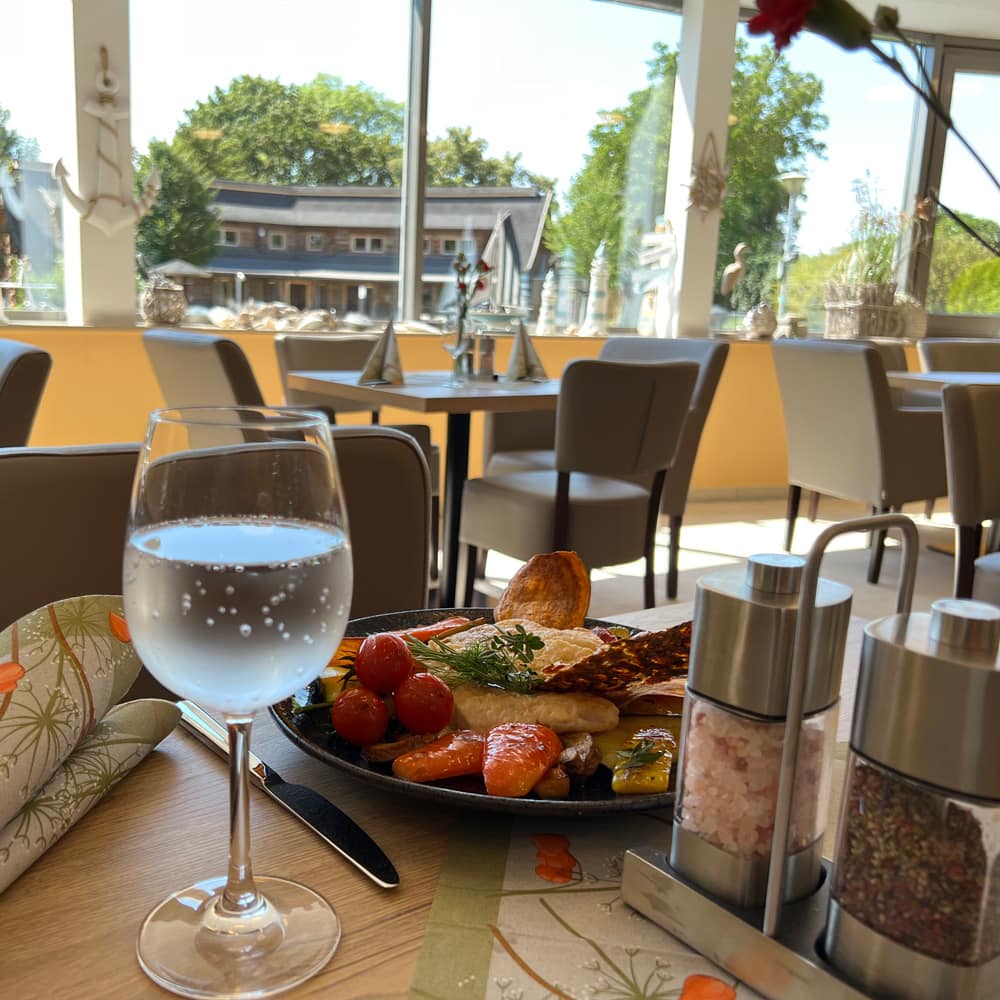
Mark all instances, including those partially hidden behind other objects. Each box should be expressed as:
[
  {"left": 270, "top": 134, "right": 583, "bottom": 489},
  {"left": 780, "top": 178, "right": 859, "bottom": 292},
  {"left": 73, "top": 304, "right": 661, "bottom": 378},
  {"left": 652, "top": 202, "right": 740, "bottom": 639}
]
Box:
[{"left": 177, "top": 699, "right": 399, "bottom": 889}]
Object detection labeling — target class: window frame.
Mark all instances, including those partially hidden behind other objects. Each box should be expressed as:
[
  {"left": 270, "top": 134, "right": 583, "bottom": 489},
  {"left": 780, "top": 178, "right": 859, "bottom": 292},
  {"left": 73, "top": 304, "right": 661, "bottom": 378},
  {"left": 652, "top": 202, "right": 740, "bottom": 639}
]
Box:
[
  {"left": 219, "top": 228, "right": 239, "bottom": 247},
  {"left": 306, "top": 232, "right": 324, "bottom": 252},
  {"left": 269, "top": 232, "right": 286, "bottom": 250}
]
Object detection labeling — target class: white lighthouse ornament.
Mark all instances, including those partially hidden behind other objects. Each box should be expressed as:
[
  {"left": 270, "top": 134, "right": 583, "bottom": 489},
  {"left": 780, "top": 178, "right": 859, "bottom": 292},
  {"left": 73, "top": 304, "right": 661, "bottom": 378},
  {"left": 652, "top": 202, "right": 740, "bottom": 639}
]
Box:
[{"left": 534, "top": 268, "right": 558, "bottom": 335}]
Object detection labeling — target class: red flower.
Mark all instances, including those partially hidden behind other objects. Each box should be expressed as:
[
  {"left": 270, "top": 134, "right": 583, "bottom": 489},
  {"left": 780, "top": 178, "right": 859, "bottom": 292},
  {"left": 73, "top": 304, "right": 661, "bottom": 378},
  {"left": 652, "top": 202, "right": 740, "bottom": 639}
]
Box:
[
  {"left": 457, "top": 281, "right": 467, "bottom": 292},
  {"left": 748, "top": 0, "right": 815, "bottom": 50},
  {"left": 475, "top": 279, "right": 486, "bottom": 291},
  {"left": 476, "top": 260, "right": 491, "bottom": 273}
]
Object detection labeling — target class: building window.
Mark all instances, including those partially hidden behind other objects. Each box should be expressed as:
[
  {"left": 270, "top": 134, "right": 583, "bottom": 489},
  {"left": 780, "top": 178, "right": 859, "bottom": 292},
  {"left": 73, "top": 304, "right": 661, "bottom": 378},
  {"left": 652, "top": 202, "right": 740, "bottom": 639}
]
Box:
[
  {"left": 443, "top": 239, "right": 457, "bottom": 254},
  {"left": 269, "top": 232, "right": 286, "bottom": 250},
  {"left": 370, "top": 237, "right": 383, "bottom": 252},
  {"left": 220, "top": 229, "right": 239, "bottom": 246},
  {"left": 352, "top": 236, "right": 384, "bottom": 253},
  {"left": 307, "top": 233, "right": 324, "bottom": 252},
  {"left": 353, "top": 236, "right": 368, "bottom": 252},
  {"left": 423, "top": 238, "right": 431, "bottom": 253}
]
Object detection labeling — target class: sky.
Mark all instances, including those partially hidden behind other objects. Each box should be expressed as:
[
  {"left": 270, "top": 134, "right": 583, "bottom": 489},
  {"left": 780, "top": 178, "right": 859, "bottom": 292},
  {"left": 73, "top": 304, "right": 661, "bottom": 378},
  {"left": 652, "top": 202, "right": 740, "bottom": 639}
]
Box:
[{"left": 3, "top": 0, "right": 998, "bottom": 258}]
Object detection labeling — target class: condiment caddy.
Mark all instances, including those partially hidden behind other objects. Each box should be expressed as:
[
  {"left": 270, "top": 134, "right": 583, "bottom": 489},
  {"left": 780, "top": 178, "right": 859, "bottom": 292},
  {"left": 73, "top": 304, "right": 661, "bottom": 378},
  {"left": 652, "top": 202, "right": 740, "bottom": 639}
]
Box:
[{"left": 622, "top": 515, "right": 980, "bottom": 1000}]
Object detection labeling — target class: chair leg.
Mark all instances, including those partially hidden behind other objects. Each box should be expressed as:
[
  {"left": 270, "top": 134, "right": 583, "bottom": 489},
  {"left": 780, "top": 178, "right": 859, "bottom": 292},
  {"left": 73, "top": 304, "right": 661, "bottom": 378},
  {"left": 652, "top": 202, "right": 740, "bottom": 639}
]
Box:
[
  {"left": 785, "top": 486, "right": 801, "bottom": 552},
  {"left": 987, "top": 519, "right": 1000, "bottom": 555},
  {"left": 924, "top": 498, "right": 935, "bottom": 520},
  {"left": 954, "top": 524, "right": 982, "bottom": 599},
  {"left": 644, "top": 555, "right": 655, "bottom": 610},
  {"left": 667, "top": 514, "right": 682, "bottom": 601},
  {"left": 429, "top": 495, "right": 440, "bottom": 583},
  {"left": 459, "top": 544, "right": 478, "bottom": 607},
  {"left": 867, "top": 506, "right": 890, "bottom": 584},
  {"left": 807, "top": 491, "right": 820, "bottom": 522}
]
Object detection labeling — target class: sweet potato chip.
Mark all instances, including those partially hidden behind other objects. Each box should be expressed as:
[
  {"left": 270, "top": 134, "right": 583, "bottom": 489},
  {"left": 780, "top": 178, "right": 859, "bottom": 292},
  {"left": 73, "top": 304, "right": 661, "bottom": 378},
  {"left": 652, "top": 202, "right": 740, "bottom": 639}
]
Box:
[{"left": 494, "top": 551, "right": 591, "bottom": 629}]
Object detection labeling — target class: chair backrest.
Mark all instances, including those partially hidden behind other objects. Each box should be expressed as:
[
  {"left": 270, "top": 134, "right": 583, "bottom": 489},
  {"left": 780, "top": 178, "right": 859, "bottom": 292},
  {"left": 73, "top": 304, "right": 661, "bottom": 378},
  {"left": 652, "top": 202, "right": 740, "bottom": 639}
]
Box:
[
  {"left": 555, "top": 359, "right": 697, "bottom": 481},
  {"left": 859, "top": 338, "right": 908, "bottom": 373},
  {"left": 143, "top": 328, "right": 265, "bottom": 407},
  {"left": 0, "top": 444, "right": 140, "bottom": 630},
  {"left": 918, "top": 338, "right": 1000, "bottom": 373},
  {"left": 772, "top": 339, "right": 893, "bottom": 502},
  {"left": 275, "top": 333, "right": 379, "bottom": 416},
  {"left": 0, "top": 338, "right": 52, "bottom": 447},
  {"left": 599, "top": 336, "right": 729, "bottom": 516},
  {"left": 942, "top": 384, "right": 1000, "bottom": 527}
]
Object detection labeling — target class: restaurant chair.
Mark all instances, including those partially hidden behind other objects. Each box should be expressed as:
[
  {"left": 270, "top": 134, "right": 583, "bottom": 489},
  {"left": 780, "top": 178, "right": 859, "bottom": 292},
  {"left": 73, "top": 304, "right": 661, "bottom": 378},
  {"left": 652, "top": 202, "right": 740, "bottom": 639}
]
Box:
[
  {"left": 0, "top": 337, "right": 52, "bottom": 447},
  {"left": 773, "top": 338, "right": 947, "bottom": 584},
  {"left": 460, "top": 358, "right": 698, "bottom": 609},
  {"left": 917, "top": 338, "right": 1000, "bottom": 373},
  {"left": 480, "top": 336, "right": 728, "bottom": 599},
  {"left": 940, "top": 383, "right": 1000, "bottom": 600},
  {"left": 274, "top": 332, "right": 442, "bottom": 585}
]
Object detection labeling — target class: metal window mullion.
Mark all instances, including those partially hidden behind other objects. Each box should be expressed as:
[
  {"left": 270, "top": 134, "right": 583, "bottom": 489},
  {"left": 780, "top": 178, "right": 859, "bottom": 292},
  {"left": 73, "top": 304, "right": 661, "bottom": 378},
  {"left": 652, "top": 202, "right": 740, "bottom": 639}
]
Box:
[{"left": 398, "top": 0, "right": 431, "bottom": 321}]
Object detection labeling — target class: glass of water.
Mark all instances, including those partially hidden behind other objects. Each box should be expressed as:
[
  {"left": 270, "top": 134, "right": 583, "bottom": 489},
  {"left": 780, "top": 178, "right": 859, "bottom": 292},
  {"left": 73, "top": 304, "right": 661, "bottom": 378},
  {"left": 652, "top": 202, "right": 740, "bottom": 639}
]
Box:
[{"left": 123, "top": 405, "right": 353, "bottom": 998}]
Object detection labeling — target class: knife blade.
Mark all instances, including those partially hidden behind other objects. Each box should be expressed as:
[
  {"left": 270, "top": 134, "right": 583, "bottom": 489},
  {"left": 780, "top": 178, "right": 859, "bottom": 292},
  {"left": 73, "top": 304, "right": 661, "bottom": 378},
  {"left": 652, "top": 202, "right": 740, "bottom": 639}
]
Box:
[{"left": 177, "top": 699, "right": 399, "bottom": 889}]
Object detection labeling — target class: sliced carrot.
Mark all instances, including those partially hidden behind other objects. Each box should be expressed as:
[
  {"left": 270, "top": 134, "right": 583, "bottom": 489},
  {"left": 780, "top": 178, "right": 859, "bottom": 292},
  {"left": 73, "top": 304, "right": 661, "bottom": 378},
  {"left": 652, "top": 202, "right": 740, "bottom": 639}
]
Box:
[
  {"left": 483, "top": 723, "right": 562, "bottom": 798},
  {"left": 679, "top": 974, "right": 737, "bottom": 1000},
  {"left": 399, "top": 617, "right": 471, "bottom": 642},
  {"left": 108, "top": 611, "right": 130, "bottom": 643},
  {"left": 392, "top": 729, "right": 485, "bottom": 783}
]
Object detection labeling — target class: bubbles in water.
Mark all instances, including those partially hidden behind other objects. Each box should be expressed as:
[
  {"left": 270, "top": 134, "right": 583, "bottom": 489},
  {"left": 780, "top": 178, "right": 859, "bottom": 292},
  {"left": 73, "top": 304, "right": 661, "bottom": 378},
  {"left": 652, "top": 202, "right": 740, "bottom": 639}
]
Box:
[
  {"left": 225, "top": 585, "right": 235, "bottom": 596},
  {"left": 229, "top": 608, "right": 237, "bottom": 616},
  {"left": 261, "top": 606, "right": 269, "bottom": 614},
  {"left": 151, "top": 610, "right": 160, "bottom": 620},
  {"left": 287, "top": 582, "right": 296, "bottom": 593},
  {"left": 194, "top": 579, "right": 202, "bottom": 588},
  {"left": 206, "top": 618, "right": 215, "bottom": 627},
  {"left": 264, "top": 618, "right": 273, "bottom": 627},
  {"left": 240, "top": 624, "right": 252, "bottom": 638},
  {"left": 303, "top": 635, "right": 313, "bottom": 644},
  {"left": 235, "top": 566, "right": 245, "bottom": 574},
  {"left": 218, "top": 606, "right": 226, "bottom": 614},
  {"left": 199, "top": 587, "right": 207, "bottom": 596},
  {"left": 277, "top": 622, "right": 285, "bottom": 632},
  {"left": 281, "top": 632, "right": 291, "bottom": 640}
]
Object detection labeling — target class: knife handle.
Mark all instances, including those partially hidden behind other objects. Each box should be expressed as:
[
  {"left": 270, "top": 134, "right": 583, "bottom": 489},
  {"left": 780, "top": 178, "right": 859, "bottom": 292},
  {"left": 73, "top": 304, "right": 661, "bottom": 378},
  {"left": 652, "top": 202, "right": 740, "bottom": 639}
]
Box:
[{"left": 177, "top": 700, "right": 267, "bottom": 787}]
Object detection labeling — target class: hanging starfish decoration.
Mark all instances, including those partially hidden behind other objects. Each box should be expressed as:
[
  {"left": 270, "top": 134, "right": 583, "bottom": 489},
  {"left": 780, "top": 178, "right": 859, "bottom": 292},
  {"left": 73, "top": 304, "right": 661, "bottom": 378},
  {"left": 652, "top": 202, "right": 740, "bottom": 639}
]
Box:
[{"left": 685, "top": 132, "right": 727, "bottom": 218}]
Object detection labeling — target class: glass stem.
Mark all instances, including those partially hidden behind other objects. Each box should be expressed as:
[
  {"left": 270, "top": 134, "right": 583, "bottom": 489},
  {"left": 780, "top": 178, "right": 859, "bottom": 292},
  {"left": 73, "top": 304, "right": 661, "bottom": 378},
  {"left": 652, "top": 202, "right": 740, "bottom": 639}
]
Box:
[{"left": 222, "top": 717, "right": 263, "bottom": 915}]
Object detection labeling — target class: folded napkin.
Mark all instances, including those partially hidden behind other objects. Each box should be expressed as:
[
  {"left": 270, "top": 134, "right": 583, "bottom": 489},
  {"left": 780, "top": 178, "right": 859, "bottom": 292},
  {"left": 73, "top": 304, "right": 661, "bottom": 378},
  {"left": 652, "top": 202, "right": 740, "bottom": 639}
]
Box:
[
  {"left": 0, "top": 698, "right": 180, "bottom": 893},
  {"left": 0, "top": 594, "right": 181, "bottom": 893},
  {"left": 505, "top": 320, "right": 547, "bottom": 382},
  {"left": 358, "top": 319, "right": 405, "bottom": 385}
]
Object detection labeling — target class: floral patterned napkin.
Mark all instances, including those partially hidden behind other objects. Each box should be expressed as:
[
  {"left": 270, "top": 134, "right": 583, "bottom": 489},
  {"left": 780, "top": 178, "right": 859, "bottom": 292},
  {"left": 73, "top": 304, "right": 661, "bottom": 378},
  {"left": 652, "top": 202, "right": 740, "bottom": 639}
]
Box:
[
  {"left": 411, "top": 810, "right": 761, "bottom": 1000},
  {"left": 0, "top": 595, "right": 180, "bottom": 893}
]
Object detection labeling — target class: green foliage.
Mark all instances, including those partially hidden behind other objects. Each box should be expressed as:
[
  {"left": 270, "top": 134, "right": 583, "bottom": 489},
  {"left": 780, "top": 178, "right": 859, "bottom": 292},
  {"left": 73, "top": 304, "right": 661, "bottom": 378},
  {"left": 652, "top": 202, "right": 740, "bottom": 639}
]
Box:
[
  {"left": 426, "top": 126, "right": 555, "bottom": 191},
  {"left": 135, "top": 141, "right": 219, "bottom": 268},
  {"left": 548, "top": 39, "right": 828, "bottom": 311},
  {"left": 926, "top": 212, "right": 1000, "bottom": 313},
  {"left": 946, "top": 257, "right": 1000, "bottom": 314},
  {"left": 784, "top": 246, "right": 848, "bottom": 327}
]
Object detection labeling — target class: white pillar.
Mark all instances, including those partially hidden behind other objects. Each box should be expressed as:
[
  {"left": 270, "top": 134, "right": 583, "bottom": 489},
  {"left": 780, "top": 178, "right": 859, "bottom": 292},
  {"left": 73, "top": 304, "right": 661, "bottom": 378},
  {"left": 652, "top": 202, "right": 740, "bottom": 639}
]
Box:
[
  {"left": 662, "top": 0, "right": 739, "bottom": 338},
  {"left": 65, "top": 0, "right": 137, "bottom": 327}
]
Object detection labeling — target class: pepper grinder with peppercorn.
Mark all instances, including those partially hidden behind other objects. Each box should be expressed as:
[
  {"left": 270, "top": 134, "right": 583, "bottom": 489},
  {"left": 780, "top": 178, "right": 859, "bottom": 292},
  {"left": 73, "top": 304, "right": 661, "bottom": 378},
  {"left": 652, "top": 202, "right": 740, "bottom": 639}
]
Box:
[
  {"left": 670, "top": 552, "right": 852, "bottom": 907},
  {"left": 825, "top": 597, "right": 1000, "bottom": 999}
]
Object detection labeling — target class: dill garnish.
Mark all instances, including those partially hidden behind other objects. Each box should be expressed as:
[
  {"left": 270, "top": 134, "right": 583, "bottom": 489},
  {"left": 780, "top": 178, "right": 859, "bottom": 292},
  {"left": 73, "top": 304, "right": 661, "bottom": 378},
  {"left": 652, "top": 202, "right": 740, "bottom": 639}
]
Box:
[
  {"left": 616, "top": 739, "right": 667, "bottom": 771},
  {"left": 405, "top": 623, "right": 545, "bottom": 693}
]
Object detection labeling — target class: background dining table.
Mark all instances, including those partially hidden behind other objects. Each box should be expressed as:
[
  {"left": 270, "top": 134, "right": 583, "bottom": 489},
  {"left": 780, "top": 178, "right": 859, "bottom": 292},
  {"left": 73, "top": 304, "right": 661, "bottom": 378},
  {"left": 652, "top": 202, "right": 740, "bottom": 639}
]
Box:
[
  {"left": 285, "top": 370, "right": 561, "bottom": 608},
  {"left": 887, "top": 369, "right": 1000, "bottom": 392},
  {"left": 0, "top": 602, "right": 864, "bottom": 999}
]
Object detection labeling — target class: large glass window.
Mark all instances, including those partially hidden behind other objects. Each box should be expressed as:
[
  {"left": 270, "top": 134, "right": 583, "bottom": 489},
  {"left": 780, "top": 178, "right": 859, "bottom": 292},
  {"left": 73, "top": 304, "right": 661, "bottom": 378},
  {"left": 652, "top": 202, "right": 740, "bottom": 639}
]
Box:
[
  {"left": 923, "top": 50, "right": 1000, "bottom": 318},
  {"left": 718, "top": 23, "right": 920, "bottom": 333},
  {"left": 423, "top": 0, "right": 681, "bottom": 333},
  {"left": 0, "top": 0, "right": 72, "bottom": 321},
  {"left": 130, "top": 0, "right": 407, "bottom": 321}
]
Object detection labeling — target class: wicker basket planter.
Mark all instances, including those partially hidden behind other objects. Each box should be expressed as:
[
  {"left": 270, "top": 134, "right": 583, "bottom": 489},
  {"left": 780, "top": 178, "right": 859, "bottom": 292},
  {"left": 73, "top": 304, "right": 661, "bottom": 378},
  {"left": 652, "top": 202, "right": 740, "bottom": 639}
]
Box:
[{"left": 824, "top": 281, "right": 903, "bottom": 339}]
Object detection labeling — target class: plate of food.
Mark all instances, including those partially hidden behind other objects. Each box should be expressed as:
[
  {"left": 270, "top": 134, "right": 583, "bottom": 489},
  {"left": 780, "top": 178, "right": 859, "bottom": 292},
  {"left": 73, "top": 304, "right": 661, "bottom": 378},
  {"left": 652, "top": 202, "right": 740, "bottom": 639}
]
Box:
[{"left": 270, "top": 552, "right": 691, "bottom": 816}]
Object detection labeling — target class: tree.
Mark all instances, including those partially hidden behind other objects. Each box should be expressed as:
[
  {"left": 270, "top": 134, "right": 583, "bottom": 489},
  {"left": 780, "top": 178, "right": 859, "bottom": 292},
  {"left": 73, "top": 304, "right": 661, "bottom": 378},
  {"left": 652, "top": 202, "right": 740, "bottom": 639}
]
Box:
[
  {"left": 135, "top": 140, "right": 219, "bottom": 268},
  {"left": 426, "top": 126, "right": 554, "bottom": 191},
  {"left": 945, "top": 256, "right": 1000, "bottom": 314},
  {"left": 926, "top": 212, "right": 1000, "bottom": 313},
  {"left": 549, "top": 40, "right": 828, "bottom": 314}
]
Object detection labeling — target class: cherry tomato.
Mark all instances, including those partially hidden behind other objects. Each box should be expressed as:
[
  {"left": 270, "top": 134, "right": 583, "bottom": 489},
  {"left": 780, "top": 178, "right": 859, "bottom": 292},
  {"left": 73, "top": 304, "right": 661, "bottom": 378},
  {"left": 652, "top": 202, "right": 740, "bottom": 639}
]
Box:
[
  {"left": 354, "top": 632, "right": 414, "bottom": 694},
  {"left": 331, "top": 687, "right": 389, "bottom": 746},
  {"left": 393, "top": 672, "right": 454, "bottom": 734}
]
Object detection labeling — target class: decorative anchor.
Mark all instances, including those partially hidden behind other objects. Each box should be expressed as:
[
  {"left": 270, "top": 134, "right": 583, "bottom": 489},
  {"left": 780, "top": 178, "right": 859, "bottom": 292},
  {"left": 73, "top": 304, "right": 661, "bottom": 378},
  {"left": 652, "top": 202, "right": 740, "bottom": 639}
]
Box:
[{"left": 54, "top": 46, "right": 160, "bottom": 236}]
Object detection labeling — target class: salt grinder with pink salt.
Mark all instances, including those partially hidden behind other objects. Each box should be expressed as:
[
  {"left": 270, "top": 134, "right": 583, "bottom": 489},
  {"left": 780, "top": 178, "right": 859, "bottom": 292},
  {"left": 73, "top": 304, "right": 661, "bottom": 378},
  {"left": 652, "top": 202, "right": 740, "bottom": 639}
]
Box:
[{"left": 670, "top": 552, "right": 852, "bottom": 907}]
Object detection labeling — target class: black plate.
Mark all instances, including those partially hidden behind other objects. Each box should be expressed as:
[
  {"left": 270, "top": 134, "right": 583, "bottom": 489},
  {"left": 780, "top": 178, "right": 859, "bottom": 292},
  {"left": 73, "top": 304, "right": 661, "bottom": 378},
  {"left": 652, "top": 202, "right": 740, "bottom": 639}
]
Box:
[{"left": 270, "top": 608, "right": 677, "bottom": 817}]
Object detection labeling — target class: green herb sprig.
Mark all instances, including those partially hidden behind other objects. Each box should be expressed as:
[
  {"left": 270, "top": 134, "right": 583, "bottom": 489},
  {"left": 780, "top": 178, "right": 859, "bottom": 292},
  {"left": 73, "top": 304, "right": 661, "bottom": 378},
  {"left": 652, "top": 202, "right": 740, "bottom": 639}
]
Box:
[
  {"left": 405, "top": 623, "right": 545, "bottom": 693},
  {"left": 616, "top": 739, "right": 668, "bottom": 772}
]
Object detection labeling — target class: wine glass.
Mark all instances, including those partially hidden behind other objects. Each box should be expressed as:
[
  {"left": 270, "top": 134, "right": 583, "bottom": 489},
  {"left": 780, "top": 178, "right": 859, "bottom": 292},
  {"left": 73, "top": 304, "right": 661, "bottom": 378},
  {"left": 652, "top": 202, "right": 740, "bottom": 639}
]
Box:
[{"left": 123, "top": 405, "right": 353, "bottom": 999}]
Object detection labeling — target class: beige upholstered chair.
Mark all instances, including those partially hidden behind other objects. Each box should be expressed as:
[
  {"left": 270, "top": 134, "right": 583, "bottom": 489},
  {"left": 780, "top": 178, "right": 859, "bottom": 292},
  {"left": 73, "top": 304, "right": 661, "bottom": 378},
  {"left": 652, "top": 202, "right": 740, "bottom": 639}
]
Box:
[
  {"left": 918, "top": 338, "right": 1000, "bottom": 373},
  {"left": 274, "top": 331, "right": 441, "bottom": 582},
  {"left": 0, "top": 337, "right": 53, "bottom": 446},
  {"left": 461, "top": 358, "right": 698, "bottom": 609},
  {"left": 940, "top": 384, "right": 1000, "bottom": 599},
  {"left": 481, "top": 336, "right": 728, "bottom": 599},
  {"left": 773, "top": 339, "right": 947, "bottom": 584}
]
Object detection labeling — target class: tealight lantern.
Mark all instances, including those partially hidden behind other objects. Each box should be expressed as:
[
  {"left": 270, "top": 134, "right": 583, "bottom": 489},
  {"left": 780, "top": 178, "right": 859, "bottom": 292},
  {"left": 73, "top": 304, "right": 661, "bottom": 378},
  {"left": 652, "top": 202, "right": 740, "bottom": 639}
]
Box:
[
  {"left": 670, "top": 553, "right": 852, "bottom": 907},
  {"left": 825, "top": 597, "right": 1000, "bottom": 999}
]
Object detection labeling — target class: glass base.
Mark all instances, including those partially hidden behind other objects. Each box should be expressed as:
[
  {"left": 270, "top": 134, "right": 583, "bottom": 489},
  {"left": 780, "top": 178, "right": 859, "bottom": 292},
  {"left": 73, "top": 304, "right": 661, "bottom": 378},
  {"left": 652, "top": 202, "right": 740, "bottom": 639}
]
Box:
[{"left": 137, "top": 875, "right": 340, "bottom": 999}]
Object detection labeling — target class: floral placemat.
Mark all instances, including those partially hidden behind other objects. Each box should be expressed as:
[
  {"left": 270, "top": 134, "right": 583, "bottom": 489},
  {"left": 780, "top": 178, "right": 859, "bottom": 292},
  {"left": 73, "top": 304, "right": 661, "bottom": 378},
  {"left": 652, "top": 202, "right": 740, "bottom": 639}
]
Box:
[{"left": 411, "top": 809, "right": 761, "bottom": 1000}]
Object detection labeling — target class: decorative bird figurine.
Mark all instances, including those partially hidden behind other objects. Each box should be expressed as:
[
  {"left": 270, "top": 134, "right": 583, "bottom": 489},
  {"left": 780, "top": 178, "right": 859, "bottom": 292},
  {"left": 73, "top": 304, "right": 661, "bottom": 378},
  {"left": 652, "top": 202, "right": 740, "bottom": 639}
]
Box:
[{"left": 720, "top": 242, "right": 750, "bottom": 298}]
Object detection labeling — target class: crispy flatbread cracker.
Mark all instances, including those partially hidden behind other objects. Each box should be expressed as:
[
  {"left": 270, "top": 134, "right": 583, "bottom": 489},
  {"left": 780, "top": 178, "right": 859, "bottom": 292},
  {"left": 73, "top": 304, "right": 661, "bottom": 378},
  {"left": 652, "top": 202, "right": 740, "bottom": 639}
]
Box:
[
  {"left": 495, "top": 551, "right": 590, "bottom": 629},
  {"left": 536, "top": 621, "right": 691, "bottom": 701}
]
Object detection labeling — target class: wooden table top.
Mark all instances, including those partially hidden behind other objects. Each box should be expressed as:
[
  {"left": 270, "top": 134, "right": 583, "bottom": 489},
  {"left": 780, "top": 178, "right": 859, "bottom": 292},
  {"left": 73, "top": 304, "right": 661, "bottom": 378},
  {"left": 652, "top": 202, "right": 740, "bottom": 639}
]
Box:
[
  {"left": 1, "top": 602, "right": 862, "bottom": 999},
  {"left": 286, "top": 370, "right": 560, "bottom": 415}
]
